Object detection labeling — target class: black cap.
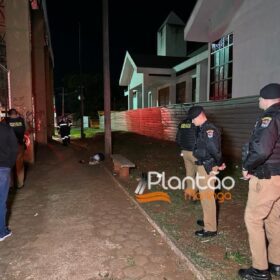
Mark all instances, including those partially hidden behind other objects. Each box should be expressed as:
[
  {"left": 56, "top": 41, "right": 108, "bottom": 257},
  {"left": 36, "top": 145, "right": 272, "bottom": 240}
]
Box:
[
  {"left": 260, "top": 83, "right": 280, "bottom": 99},
  {"left": 8, "top": 108, "right": 17, "bottom": 116},
  {"left": 187, "top": 106, "right": 204, "bottom": 119}
]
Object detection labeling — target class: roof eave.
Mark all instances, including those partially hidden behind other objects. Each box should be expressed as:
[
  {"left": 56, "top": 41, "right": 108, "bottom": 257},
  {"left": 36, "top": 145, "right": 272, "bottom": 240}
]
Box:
[
  {"left": 184, "top": 0, "right": 245, "bottom": 42},
  {"left": 119, "top": 52, "right": 137, "bottom": 86}
]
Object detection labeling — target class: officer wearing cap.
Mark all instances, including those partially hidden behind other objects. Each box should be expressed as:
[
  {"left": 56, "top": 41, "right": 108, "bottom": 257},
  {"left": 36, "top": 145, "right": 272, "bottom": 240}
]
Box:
[
  {"left": 188, "top": 106, "right": 225, "bottom": 238},
  {"left": 175, "top": 116, "right": 198, "bottom": 201},
  {"left": 239, "top": 83, "right": 280, "bottom": 280}
]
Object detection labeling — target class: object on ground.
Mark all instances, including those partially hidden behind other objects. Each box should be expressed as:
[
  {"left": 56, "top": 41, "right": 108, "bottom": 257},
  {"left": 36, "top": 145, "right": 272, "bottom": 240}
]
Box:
[
  {"left": 90, "top": 153, "right": 105, "bottom": 162},
  {"left": 89, "top": 153, "right": 105, "bottom": 165}
]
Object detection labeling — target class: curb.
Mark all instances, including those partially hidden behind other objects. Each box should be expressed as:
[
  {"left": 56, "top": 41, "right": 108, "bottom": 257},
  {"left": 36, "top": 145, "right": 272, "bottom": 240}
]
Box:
[{"left": 103, "top": 166, "right": 207, "bottom": 280}]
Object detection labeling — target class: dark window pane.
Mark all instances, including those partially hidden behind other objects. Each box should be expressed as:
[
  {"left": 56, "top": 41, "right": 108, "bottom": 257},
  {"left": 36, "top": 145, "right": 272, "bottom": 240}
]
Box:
[
  {"left": 224, "top": 36, "right": 228, "bottom": 47},
  {"left": 224, "top": 63, "right": 228, "bottom": 79},
  {"left": 211, "top": 54, "right": 214, "bottom": 66},
  {"left": 210, "top": 68, "right": 215, "bottom": 82},
  {"left": 223, "top": 81, "right": 228, "bottom": 98},
  {"left": 176, "top": 82, "right": 186, "bottom": 103},
  {"left": 229, "top": 45, "right": 233, "bottom": 61},
  {"left": 215, "top": 83, "right": 219, "bottom": 98},
  {"left": 228, "top": 62, "right": 233, "bottom": 77},
  {"left": 229, "top": 33, "right": 233, "bottom": 44},
  {"left": 210, "top": 83, "right": 215, "bottom": 99},
  {"left": 228, "top": 79, "right": 232, "bottom": 96}
]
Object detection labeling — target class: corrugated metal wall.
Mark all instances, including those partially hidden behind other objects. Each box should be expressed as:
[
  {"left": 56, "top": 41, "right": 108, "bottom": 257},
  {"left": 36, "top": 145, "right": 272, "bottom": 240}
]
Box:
[{"left": 100, "top": 96, "right": 261, "bottom": 158}]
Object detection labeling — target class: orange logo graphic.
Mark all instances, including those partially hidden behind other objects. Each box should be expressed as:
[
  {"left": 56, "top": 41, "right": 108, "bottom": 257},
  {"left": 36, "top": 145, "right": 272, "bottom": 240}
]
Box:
[{"left": 136, "top": 192, "right": 171, "bottom": 204}]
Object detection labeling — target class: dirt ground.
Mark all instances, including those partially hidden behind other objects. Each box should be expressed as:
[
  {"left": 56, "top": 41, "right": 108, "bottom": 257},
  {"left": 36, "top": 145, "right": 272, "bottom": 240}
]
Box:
[{"left": 76, "top": 131, "right": 271, "bottom": 280}]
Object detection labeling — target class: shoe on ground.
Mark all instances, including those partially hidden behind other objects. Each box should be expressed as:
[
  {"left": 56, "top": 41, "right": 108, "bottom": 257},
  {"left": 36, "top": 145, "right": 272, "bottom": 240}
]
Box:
[
  {"left": 197, "top": 219, "right": 204, "bottom": 227},
  {"left": 195, "top": 229, "right": 217, "bottom": 237},
  {"left": 0, "top": 229, "right": 12, "bottom": 242},
  {"left": 269, "top": 263, "right": 280, "bottom": 276},
  {"left": 238, "top": 267, "right": 271, "bottom": 280}
]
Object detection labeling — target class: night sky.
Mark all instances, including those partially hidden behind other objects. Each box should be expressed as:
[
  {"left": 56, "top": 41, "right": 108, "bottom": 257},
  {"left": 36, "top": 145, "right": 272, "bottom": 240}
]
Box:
[{"left": 46, "top": 0, "right": 198, "bottom": 111}]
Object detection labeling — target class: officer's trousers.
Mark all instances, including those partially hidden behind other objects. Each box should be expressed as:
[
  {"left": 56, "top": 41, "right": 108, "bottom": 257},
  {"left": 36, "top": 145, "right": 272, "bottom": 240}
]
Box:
[
  {"left": 196, "top": 165, "right": 217, "bottom": 232},
  {"left": 182, "top": 150, "right": 197, "bottom": 197},
  {"left": 245, "top": 175, "right": 280, "bottom": 270},
  {"left": 16, "top": 144, "right": 25, "bottom": 187},
  {"left": 11, "top": 144, "right": 25, "bottom": 188}
]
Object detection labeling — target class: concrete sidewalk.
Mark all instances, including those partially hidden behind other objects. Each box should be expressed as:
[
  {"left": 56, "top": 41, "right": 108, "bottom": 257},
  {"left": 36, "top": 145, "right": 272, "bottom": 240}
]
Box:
[{"left": 0, "top": 142, "right": 195, "bottom": 280}]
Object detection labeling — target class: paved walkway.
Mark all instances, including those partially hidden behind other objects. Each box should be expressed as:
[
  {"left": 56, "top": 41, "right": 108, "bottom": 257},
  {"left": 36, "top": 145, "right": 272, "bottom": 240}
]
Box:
[{"left": 0, "top": 142, "right": 195, "bottom": 280}]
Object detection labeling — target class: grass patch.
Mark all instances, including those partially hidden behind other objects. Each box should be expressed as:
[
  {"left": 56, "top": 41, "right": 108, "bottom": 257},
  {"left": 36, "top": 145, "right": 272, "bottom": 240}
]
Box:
[
  {"left": 126, "top": 256, "right": 135, "bottom": 266},
  {"left": 70, "top": 127, "right": 103, "bottom": 139},
  {"left": 224, "top": 251, "right": 247, "bottom": 265}
]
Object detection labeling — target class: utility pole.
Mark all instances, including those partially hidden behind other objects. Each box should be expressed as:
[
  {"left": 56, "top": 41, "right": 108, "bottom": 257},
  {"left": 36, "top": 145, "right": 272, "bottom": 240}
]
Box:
[
  {"left": 79, "top": 22, "right": 85, "bottom": 139},
  {"left": 62, "top": 87, "right": 65, "bottom": 116},
  {"left": 102, "top": 0, "right": 112, "bottom": 157}
]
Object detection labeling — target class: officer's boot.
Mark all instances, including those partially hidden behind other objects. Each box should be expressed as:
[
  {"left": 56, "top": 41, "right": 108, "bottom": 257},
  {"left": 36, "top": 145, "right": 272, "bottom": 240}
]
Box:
[
  {"left": 238, "top": 267, "right": 271, "bottom": 280},
  {"left": 269, "top": 263, "right": 280, "bottom": 276}
]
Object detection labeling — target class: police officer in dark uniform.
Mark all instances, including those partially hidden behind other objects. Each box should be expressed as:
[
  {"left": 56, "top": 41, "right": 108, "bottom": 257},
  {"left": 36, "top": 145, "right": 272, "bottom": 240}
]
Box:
[
  {"left": 58, "top": 116, "right": 72, "bottom": 146},
  {"left": 5, "top": 109, "right": 26, "bottom": 188},
  {"left": 188, "top": 106, "right": 225, "bottom": 238},
  {"left": 176, "top": 116, "right": 198, "bottom": 200},
  {"left": 239, "top": 83, "right": 280, "bottom": 280}
]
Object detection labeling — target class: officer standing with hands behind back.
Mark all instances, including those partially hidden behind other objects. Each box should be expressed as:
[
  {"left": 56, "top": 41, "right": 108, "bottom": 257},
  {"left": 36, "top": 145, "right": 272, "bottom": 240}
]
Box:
[
  {"left": 239, "top": 83, "right": 280, "bottom": 280},
  {"left": 187, "top": 106, "right": 226, "bottom": 238},
  {"left": 176, "top": 115, "right": 198, "bottom": 201}
]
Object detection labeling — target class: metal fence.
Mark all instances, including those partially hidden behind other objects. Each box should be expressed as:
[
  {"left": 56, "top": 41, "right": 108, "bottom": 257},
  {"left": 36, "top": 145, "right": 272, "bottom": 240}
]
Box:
[{"left": 100, "top": 96, "right": 260, "bottom": 159}]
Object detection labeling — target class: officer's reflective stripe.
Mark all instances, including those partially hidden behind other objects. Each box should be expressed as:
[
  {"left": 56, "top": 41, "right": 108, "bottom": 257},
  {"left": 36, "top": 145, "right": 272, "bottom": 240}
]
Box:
[
  {"left": 62, "top": 136, "right": 69, "bottom": 140},
  {"left": 9, "top": 122, "right": 23, "bottom": 127},
  {"left": 59, "top": 123, "right": 68, "bottom": 127}
]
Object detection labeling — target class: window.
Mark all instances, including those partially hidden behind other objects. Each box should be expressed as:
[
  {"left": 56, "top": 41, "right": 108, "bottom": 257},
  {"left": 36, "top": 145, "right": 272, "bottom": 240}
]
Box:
[
  {"left": 158, "top": 87, "right": 169, "bottom": 106},
  {"left": 132, "top": 91, "right": 137, "bottom": 109},
  {"left": 210, "top": 33, "right": 233, "bottom": 100},
  {"left": 176, "top": 82, "right": 186, "bottom": 104}
]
